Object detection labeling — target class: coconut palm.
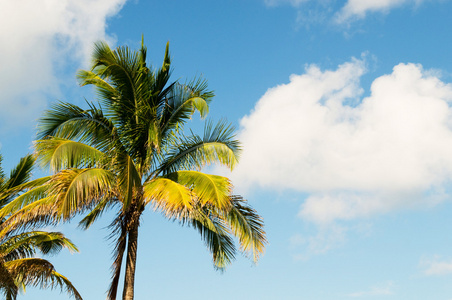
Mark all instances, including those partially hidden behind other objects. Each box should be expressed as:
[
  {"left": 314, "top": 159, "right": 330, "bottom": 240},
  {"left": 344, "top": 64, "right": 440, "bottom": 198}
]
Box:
[
  {"left": 0, "top": 154, "right": 82, "bottom": 300},
  {"left": 3, "top": 39, "right": 267, "bottom": 300}
]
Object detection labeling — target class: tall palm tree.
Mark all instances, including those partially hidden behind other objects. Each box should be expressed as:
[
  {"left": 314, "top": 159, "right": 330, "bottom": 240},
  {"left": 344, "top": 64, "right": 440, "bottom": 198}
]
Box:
[
  {"left": 0, "top": 154, "right": 82, "bottom": 300},
  {"left": 3, "top": 39, "right": 267, "bottom": 300}
]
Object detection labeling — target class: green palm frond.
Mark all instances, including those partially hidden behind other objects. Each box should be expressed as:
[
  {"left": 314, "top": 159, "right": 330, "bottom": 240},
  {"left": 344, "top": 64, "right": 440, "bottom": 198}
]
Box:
[
  {"left": 159, "top": 80, "right": 212, "bottom": 137},
  {"left": 157, "top": 120, "right": 240, "bottom": 176},
  {"left": 0, "top": 154, "right": 36, "bottom": 208},
  {"left": 78, "top": 196, "right": 117, "bottom": 230},
  {"left": 188, "top": 208, "right": 235, "bottom": 270},
  {"left": 5, "top": 258, "right": 82, "bottom": 300},
  {"left": 1, "top": 231, "right": 77, "bottom": 260},
  {"left": 37, "top": 101, "right": 118, "bottom": 152},
  {"left": 35, "top": 138, "right": 104, "bottom": 172},
  {"left": 224, "top": 196, "right": 267, "bottom": 262},
  {"left": 5, "top": 154, "right": 34, "bottom": 191}
]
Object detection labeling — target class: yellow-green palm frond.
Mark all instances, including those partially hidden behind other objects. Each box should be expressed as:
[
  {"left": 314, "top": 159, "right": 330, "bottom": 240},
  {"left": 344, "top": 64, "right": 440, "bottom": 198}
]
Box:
[
  {"left": 0, "top": 184, "right": 50, "bottom": 219},
  {"left": 168, "top": 171, "right": 232, "bottom": 209},
  {"left": 143, "top": 177, "right": 193, "bottom": 215},
  {"left": 50, "top": 168, "right": 115, "bottom": 219},
  {"left": 0, "top": 196, "right": 60, "bottom": 239},
  {"left": 5, "top": 258, "right": 82, "bottom": 300},
  {"left": 35, "top": 138, "right": 104, "bottom": 172}
]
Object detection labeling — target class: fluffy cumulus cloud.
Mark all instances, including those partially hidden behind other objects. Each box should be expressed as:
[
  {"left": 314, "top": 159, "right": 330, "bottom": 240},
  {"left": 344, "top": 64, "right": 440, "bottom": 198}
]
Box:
[
  {"left": 233, "top": 57, "right": 452, "bottom": 225},
  {"left": 0, "top": 0, "right": 126, "bottom": 131}
]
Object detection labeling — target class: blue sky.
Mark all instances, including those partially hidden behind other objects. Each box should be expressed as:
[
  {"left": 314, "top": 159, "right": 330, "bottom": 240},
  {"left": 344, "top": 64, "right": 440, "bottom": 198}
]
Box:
[{"left": 1, "top": 0, "right": 452, "bottom": 299}]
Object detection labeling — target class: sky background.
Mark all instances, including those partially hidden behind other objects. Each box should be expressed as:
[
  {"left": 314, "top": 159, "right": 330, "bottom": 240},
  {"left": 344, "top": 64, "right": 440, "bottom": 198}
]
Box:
[{"left": 1, "top": 0, "right": 452, "bottom": 299}]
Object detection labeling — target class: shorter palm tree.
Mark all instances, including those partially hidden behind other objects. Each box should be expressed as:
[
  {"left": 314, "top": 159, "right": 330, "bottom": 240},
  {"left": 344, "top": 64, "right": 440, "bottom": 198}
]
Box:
[{"left": 0, "top": 154, "right": 82, "bottom": 300}]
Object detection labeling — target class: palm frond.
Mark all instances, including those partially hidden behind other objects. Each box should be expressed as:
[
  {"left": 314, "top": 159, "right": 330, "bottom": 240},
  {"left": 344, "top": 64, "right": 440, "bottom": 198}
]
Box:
[
  {"left": 0, "top": 184, "right": 50, "bottom": 219},
  {"left": 159, "top": 80, "right": 211, "bottom": 137},
  {"left": 187, "top": 208, "right": 235, "bottom": 270},
  {"left": 143, "top": 177, "right": 193, "bottom": 214},
  {"left": 0, "top": 155, "right": 36, "bottom": 208},
  {"left": 50, "top": 168, "right": 115, "bottom": 219},
  {"left": 0, "top": 261, "right": 17, "bottom": 300},
  {"left": 1, "top": 231, "right": 78, "bottom": 261},
  {"left": 167, "top": 171, "right": 233, "bottom": 209},
  {"left": 78, "top": 196, "right": 117, "bottom": 230},
  {"left": 5, "top": 154, "right": 34, "bottom": 191},
  {"left": 0, "top": 196, "right": 60, "bottom": 239},
  {"left": 37, "top": 101, "right": 119, "bottom": 153},
  {"left": 35, "top": 138, "right": 104, "bottom": 172},
  {"left": 157, "top": 120, "right": 240, "bottom": 175},
  {"left": 4, "top": 258, "right": 82, "bottom": 300},
  {"left": 224, "top": 196, "right": 267, "bottom": 262}
]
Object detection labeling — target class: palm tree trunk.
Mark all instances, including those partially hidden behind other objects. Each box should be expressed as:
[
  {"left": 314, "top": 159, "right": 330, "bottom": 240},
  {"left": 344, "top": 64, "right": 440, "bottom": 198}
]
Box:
[{"left": 122, "top": 224, "right": 139, "bottom": 300}]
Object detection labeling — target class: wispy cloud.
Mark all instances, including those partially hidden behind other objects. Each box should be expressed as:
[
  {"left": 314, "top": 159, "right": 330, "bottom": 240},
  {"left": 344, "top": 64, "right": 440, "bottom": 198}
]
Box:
[
  {"left": 264, "top": 0, "right": 438, "bottom": 24},
  {"left": 421, "top": 256, "right": 452, "bottom": 276},
  {"left": 290, "top": 224, "right": 347, "bottom": 260},
  {"left": 347, "top": 281, "right": 395, "bottom": 297},
  {"left": 336, "top": 0, "right": 425, "bottom": 23},
  {"left": 232, "top": 56, "right": 452, "bottom": 225},
  {"left": 0, "top": 0, "right": 127, "bottom": 131}
]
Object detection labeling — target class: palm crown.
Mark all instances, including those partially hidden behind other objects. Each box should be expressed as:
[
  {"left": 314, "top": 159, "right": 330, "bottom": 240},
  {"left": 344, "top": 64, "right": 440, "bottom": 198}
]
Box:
[{"left": 3, "top": 39, "right": 267, "bottom": 300}]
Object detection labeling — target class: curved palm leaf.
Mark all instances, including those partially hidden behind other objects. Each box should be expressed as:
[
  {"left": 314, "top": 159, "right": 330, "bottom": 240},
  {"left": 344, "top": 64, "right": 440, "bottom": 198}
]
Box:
[
  {"left": 38, "top": 101, "right": 118, "bottom": 153},
  {"left": 166, "top": 171, "right": 232, "bottom": 208},
  {"left": 50, "top": 168, "right": 115, "bottom": 219},
  {"left": 157, "top": 120, "right": 240, "bottom": 176},
  {"left": 224, "top": 196, "right": 267, "bottom": 262},
  {"left": 5, "top": 258, "right": 82, "bottom": 300},
  {"left": 35, "top": 138, "right": 104, "bottom": 172}
]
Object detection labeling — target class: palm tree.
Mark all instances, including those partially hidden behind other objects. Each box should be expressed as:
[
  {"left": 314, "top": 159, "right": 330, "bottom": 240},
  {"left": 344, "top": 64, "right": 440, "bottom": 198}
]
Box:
[
  {"left": 4, "top": 39, "right": 267, "bottom": 300},
  {"left": 0, "top": 154, "right": 82, "bottom": 300}
]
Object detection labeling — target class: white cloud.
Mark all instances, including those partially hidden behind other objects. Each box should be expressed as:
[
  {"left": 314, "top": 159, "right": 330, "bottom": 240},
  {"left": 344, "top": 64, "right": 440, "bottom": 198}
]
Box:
[
  {"left": 347, "top": 281, "right": 395, "bottom": 297},
  {"left": 264, "top": 0, "right": 436, "bottom": 24},
  {"left": 421, "top": 256, "right": 452, "bottom": 276},
  {"left": 336, "top": 0, "right": 424, "bottom": 23},
  {"left": 0, "top": 0, "right": 126, "bottom": 131},
  {"left": 233, "top": 57, "right": 452, "bottom": 224}
]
